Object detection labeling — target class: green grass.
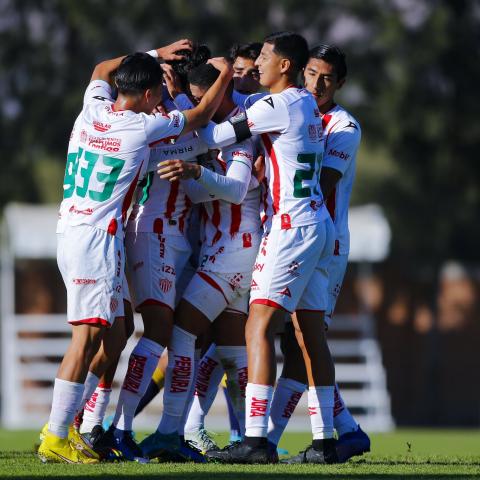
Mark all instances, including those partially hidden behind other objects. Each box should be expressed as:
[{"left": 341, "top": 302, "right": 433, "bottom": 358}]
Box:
[{"left": 0, "top": 429, "right": 479, "bottom": 478}]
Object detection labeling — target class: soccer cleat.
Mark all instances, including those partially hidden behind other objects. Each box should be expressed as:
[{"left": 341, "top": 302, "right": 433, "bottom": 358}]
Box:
[
  {"left": 184, "top": 428, "right": 219, "bottom": 453},
  {"left": 69, "top": 425, "right": 101, "bottom": 460},
  {"left": 336, "top": 425, "right": 371, "bottom": 463},
  {"left": 95, "top": 426, "right": 148, "bottom": 462},
  {"left": 39, "top": 423, "right": 48, "bottom": 443},
  {"left": 206, "top": 439, "right": 277, "bottom": 464},
  {"left": 282, "top": 439, "right": 339, "bottom": 464},
  {"left": 179, "top": 439, "right": 207, "bottom": 463},
  {"left": 37, "top": 431, "right": 99, "bottom": 464},
  {"left": 82, "top": 424, "right": 105, "bottom": 447},
  {"left": 139, "top": 431, "right": 182, "bottom": 460}
]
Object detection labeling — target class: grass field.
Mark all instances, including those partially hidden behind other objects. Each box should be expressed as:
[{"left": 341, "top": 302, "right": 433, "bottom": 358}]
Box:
[{"left": 0, "top": 429, "right": 479, "bottom": 478}]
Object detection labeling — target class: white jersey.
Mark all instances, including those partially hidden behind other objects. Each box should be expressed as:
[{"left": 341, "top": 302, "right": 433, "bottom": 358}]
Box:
[
  {"left": 57, "top": 80, "right": 185, "bottom": 238},
  {"left": 321, "top": 104, "right": 361, "bottom": 255},
  {"left": 201, "top": 87, "right": 329, "bottom": 231},
  {"left": 127, "top": 132, "right": 208, "bottom": 236}
]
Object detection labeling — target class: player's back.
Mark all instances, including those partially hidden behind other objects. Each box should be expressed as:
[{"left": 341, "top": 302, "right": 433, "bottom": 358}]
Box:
[{"left": 251, "top": 87, "right": 329, "bottom": 230}]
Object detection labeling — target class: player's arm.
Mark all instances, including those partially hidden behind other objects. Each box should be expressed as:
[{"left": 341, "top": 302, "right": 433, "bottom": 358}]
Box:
[
  {"left": 162, "top": 57, "right": 233, "bottom": 135},
  {"left": 321, "top": 121, "right": 361, "bottom": 198},
  {"left": 198, "top": 94, "right": 290, "bottom": 148},
  {"left": 158, "top": 142, "right": 254, "bottom": 204}
]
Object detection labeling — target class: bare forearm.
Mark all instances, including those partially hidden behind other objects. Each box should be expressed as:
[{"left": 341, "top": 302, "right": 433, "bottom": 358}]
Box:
[{"left": 90, "top": 56, "right": 126, "bottom": 84}]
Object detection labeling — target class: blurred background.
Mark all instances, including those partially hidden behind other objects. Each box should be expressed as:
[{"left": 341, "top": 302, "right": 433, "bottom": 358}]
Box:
[{"left": 0, "top": 0, "right": 479, "bottom": 431}]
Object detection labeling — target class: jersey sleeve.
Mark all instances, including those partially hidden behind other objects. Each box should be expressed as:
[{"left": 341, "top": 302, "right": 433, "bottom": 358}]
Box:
[
  {"left": 83, "top": 80, "right": 114, "bottom": 106},
  {"left": 143, "top": 110, "right": 186, "bottom": 147},
  {"left": 173, "top": 93, "right": 195, "bottom": 111},
  {"left": 323, "top": 121, "right": 361, "bottom": 175},
  {"left": 246, "top": 94, "right": 290, "bottom": 136}
]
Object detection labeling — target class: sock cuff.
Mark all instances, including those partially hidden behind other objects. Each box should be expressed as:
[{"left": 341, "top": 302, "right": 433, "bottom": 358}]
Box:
[
  {"left": 98, "top": 382, "right": 112, "bottom": 390},
  {"left": 54, "top": 378, "right": 84, "bottom": 392},
  {"left": 277, "top": 376, "right": 307, "bottom": 393},
  {"left": 246, "top": 383, "right": 274, "bottom": 395},
  {"left": 137, "top": 336, "right": 164, "bottom": 356},
  {"left": 172, "top": 325, "right": 197, "bottom": 343}
]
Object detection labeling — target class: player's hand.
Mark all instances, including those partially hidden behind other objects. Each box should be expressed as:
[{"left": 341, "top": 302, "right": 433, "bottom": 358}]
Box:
[
  {"left": 207, "top": 57, "right": 233, "bottom": 77},
  {"left": 162, "top": 63, "right": 184, "bottom": 99},
  {"left": 157, "top": 159, "right": 201, "bottom": 182},
  {"left": 157, "top": 39, "right": 193, "bottom": 61},
  {"left": 253, "top": 154, "right": 265, "bottom": 183}
]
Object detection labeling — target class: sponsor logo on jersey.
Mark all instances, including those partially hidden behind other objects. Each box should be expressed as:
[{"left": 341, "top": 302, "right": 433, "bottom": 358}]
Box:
[
  {"left": 80, "top": 130, "right": 88, "bottom": 143},
  {"left": 170, "top": 355, "right": 192, "bottom": 393},
  {"left": 159, "top": 277, "right": 173, "bottom": 293},
  {"left": 263, "top": 97, "right": 274, "bottom": 109},
  {"left": 88, "top": 135, "right": 121, "bottom": 152},
  {"left": 93, "top": 121, "right": 111, "bottom": 132},
  {"left": 123, "top": 354, "right": 148, "bottom": 394},
  {"left": 157, "top": 145, "right": 194, "bottom": 157},
  {"left": 250, "top": 397, "right": 268, "bottom": 417},
  {"left": 281, "top": 214, "right": 291, "bottom": 230},
  {"left": 69, "top": 205, "right": 93, "bottom": 216},
  {"left": 278, "top": 287, "right": 292, "bottom": 297},
  {"left": 253, "top": 263, "right": 264, "bottom": 272},
  {"left": 250, "top": 279, "right": 259, "bottom": 290},
  {"left": 282, "top": 391, "right": 303, "bottom": 418},
  {"left": 158, "top": 236, "right": 165, "bottom": 259},
  {"left": 232, "top": 150, "right": 253, "bottom": 160},
  {"left": 72, "top": 278, "right": 96, "bottom": 285},
  {"left": 328, "top": 148, "right": 350, "bottom": 160},
  {"left": 228, "top": 273, "right": 244, "bottom": 291},
  {"left": 171, "top": 113, "right": 181, "bottom": 128},
  {"left": 194, "top": 356, "right": 219, "bottom": 398},
  {"left": 105, "top": 105, "right": 124, "bottom": 116}
]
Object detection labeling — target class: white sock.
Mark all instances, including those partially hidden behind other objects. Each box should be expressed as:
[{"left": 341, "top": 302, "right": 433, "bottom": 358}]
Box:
[
  {"left": 216, "top": 345, "right": 248, "bottom": 436},
  {"left": 333, "top": 383, "right": 358, "bottom": 436},
  {"left": 184, "top": 344, "right": 224, "bottom": 434},
  {"left": 178, "top": 348, "right": 201, "bottom": 436},
  {"left": 245, "top": 383, "right": 273, "bottom": 438},
  {"left": 308, "top": 386, "right": 335, "bottom": 439},
  {"left": 48, "top": 378, "right": 85, "bottom": 438},
  {"left": 113, "top": 336, "right": 164, "bottom": 431},
  {"left": 157, "top": 326, "right": 197, "bottom": 434},
  {"left": 78, "top": 371, "right": 100, "bottom": 412},
  {"left": 80, "top": 382, "right": 112, "bottom": 434},
  {"left": 267, "top": 377, "right": 306, "bottom": 445}
]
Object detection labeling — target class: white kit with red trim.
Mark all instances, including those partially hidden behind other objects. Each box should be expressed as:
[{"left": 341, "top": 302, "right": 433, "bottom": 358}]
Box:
[
  {"left": 57, "top": 80, "right": 185, "bottom": 238},
  {"left": 246, "top": 87, "right": 329, "bottom": 231},
  {"left": 321, "top": 104, "right": 361, "bottom": 256}
]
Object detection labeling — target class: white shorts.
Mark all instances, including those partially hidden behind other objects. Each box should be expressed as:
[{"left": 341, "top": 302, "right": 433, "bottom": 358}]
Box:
[
  {"left": 57, "top": 224, "right": 125, "bottom": 327},
  {"left": 125, "top": 232, "right": 191, "bottom": 312},
  {"left": 325, "top": 253, "right": 348, "bottom": 326},
  {"left": 183, "top": 270, "right": 252, "bottom": 321},
  {"left": 250, "top": 219, "right": 335, "bottom": 313}
]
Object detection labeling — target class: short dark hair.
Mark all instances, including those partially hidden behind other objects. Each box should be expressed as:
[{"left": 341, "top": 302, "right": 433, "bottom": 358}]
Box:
[
  {"left": 167, "top": 43, "right": 211, "bottom": 91},
  {"left": 264, "top": 31, "right": 309, "bottom": 73},
  {"left": 114, "top": 52, "right": 163, "bottom": 95},
  {"left": 229, "top": 42, "right": 262, "bottom": 62},
  {"left": 309, "top": 44, "right": 347, "bottom": 80},
  {"left": 188, "top": 63, "right": 220, "bottom": 89}
]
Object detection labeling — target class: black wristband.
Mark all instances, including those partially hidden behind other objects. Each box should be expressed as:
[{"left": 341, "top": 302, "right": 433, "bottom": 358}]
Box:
[{"left": 229, "top": 111, "right": 252, "bottom": 142}]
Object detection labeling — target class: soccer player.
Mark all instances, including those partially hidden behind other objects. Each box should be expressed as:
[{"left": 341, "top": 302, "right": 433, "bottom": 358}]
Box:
[
  {"left": 268, "top": 44, "right": 370, "bottom": 463},
  {"left": 37, "top": 46, "right": 233, "bottom": 463},
  {"left": 137, "top": 62, "right": 261, "bottom": 460},
  {"left": 230, "top": 42, "right": 263, "bottom": 95},
  {"left": 187, "top": 31, "right": 337, "bottom": 464}
]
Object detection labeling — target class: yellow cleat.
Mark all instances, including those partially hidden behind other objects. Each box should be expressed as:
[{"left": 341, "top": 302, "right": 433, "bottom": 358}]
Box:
[
  {"left": 69, "top": 425, "right": 101, "bottom": 460},
  {"left": 39, "top": 423, "right": 48, "bottom": 443},
  {"left": 37, "top": 431, "right": 99, "bottom": 464}
]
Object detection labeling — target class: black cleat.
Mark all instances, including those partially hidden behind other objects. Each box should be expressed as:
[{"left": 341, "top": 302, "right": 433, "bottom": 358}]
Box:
[
  {"left": 336, "top": 426, "right": 371, "bottom": 463},
  {"left": 206, "top": 439, "right": 277, "bottom": 464},
  {"left": 283, "top": 439, "right": 339, "bottom": 464},
  {"left": 84, "top": 425, "right": 105, "bottom": 447}
]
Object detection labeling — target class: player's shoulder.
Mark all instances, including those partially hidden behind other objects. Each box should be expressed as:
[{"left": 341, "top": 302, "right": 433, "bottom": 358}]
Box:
[{"left": 328, "top": 104, "right": 361, "bottom": 134}]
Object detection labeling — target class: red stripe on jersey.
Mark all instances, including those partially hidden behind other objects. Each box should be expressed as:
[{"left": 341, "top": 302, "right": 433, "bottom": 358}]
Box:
[
  {"left": 197, "top": 271, "right": 229, "bottom": 304},
  {"left": 261, "top": 133, "right": 280, "bottom": 214},
  {"left": 122, "top": 161, "right": 144, "bottom": 223},
  {"left": 165, "top": 181, "right": 179, "bottom": 219},
  {"left": 179, "top": 195, "right": 192, "bottom": 233},
  {"left": 324, "top": 119, "right": 342, "bottom": 150},
  {"left": 230, "top": 204, "right": 241, "bottom": 238},
  {"left": 322, "top": 113, "right": 332, "bottom": 130},
  {"left": 211, "top": 200, "right": 222, "bottom": 244},
  {"left": 326, "top": 186, "right": 336, "bottom": 221}
]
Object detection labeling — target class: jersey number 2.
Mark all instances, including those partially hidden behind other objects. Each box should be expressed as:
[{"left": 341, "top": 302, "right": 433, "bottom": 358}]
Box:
[{"left": 293, "top": 153, "right": 323, "bottom": 198}]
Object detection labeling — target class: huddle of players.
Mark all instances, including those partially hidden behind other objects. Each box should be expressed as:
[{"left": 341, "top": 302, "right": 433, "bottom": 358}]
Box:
[{"left": 37, "top": 31, "right": 369, "bottom": 465}]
